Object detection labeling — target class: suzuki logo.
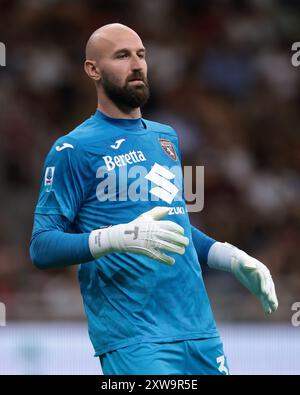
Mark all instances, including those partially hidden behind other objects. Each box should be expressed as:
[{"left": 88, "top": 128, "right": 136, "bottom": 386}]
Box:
[{"left": 145, "top": 163, "right": 179, "bottom": 204}]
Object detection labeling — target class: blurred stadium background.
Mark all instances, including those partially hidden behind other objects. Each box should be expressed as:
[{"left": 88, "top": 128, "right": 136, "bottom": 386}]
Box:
[{"left": 0, "top": 0, "right": 299, "bottom": 374}]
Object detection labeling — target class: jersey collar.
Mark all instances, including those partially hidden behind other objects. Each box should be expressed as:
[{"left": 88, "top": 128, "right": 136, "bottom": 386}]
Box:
[{"left": 94, "top": 110, "right": 146, "bottom": 131}]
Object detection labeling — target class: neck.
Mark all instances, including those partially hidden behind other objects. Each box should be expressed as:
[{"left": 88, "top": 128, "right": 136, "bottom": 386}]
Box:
[{"left": 97, "top": 92, "right": 141, "bottom": 119}]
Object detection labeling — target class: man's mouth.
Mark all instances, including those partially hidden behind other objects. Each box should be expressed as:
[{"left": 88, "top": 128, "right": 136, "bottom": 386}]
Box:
[
  {"left": 128, "top": 76, "right": 145, "bottom": 83},
  {"left": 128, "top": 79, "right": 145, "bottom": 87}
]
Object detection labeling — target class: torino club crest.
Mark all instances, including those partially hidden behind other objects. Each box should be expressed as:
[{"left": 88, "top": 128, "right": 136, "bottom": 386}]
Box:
[{"left": 159, "top": 139, "right": 177, "bottom": 161}]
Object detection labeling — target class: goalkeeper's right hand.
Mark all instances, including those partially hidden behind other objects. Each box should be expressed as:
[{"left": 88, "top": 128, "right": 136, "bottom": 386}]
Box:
[{"left": 88, "top": 206, "right": 189, "bottom": 265}]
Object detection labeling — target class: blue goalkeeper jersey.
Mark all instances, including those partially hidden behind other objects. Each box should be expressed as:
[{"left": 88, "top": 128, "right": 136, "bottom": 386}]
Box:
[{"left": 35, "top": 110, "right": 219, "bottom": 356}]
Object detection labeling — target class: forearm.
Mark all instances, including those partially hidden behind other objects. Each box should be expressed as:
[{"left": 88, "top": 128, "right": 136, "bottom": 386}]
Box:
[
  {"left": 191, "top": 225, "right": 216, "bottom": 266},
  {"left": 30, "top": 230, "right": 93, "bottom": 269},
  {"left": 30, "top": 213, "right": 93, "bottom": 269},
  {"left": 191, "top": 225, "right": 243, "bottom": 272}
]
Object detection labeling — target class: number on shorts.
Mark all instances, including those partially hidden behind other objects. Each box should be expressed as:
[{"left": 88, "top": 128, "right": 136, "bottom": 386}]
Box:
[{"left": 216, "top": 355, "right": 229, "bottom": 375}]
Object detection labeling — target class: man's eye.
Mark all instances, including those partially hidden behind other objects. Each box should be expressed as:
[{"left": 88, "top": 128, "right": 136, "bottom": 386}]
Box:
[{"left": 117, "top": 53, "right": 127, "bottom": 59}]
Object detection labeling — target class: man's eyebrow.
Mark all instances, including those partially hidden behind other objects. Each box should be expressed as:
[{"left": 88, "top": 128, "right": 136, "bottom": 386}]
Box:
[{"left": 113, "top": 47, "right": 146, "bottom": 55}]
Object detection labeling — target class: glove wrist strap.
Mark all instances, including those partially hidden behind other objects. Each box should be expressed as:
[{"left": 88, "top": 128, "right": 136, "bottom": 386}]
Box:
[
  {"left": 207, "top": 241, "right": 240, "bottom": 272},
  {"left": 88, "top": 227, "right": 115, "bottom": 259}
]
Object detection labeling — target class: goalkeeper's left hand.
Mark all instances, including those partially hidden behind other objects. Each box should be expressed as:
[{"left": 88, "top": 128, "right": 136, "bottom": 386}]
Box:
[{"left": 208, "top": 242, "right": 278, "bottom": 314}]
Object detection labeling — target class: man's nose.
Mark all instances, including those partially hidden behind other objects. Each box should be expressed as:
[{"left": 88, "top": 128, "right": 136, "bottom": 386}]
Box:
[{"left": 130, "top": 55, "right": 143, "bottom": 71}]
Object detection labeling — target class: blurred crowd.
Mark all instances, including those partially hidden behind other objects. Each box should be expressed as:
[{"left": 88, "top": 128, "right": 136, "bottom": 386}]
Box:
[{"left": 0, "top": 0, "right": 299, "bottom": 321}]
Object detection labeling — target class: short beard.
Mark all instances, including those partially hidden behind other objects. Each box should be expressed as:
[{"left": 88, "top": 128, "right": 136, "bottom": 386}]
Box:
[{"left": 100, "top": 70, "right": 150, "bottom": 112}]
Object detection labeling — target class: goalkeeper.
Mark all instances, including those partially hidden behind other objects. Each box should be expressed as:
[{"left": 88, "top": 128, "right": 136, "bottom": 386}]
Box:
[{"left": 30, "top": 23, "right": 278, "bottom": 375}]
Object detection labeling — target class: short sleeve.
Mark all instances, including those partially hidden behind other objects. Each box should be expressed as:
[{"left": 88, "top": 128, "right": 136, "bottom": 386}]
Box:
[{"left": 34, "top": 137, "right": 89, "bottom": 222}]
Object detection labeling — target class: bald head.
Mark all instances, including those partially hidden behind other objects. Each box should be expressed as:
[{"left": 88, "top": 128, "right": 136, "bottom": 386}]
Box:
[{"left": 85, "top": 23, "right": 142, "bottom": 61}]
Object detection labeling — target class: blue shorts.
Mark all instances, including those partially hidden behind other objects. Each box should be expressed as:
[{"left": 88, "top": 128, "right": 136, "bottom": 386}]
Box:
[{"left": 100, "top": 337, "right": 229, "bottom": 375}]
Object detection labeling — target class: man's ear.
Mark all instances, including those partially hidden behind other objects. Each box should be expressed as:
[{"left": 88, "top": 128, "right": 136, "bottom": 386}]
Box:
[{"left": 84, "top": 60, "right": 101, "bottom": 81}]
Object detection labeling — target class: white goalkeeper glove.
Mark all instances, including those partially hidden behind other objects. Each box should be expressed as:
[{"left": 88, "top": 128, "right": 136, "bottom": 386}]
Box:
[
  {"left": 89, "top": 206, "right": 189, "bottom": 265},
  {"left": 208, "top": 242, "right": 278, "bottom": 314}
]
